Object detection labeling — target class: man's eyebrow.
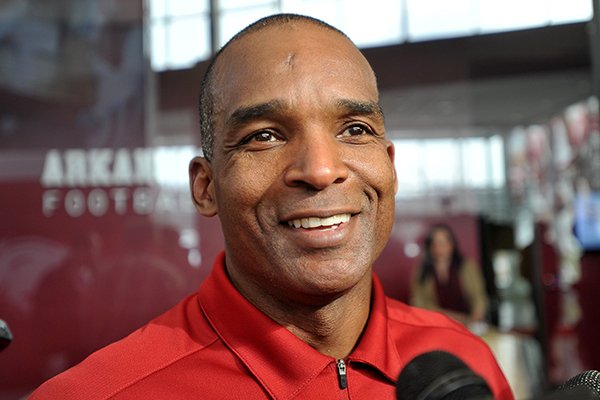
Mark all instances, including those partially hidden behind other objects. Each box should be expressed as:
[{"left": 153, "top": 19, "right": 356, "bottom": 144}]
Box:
[
  {"left": 336, "top": 99, "right": 384, "bottom": 121},
  {"left": 225, "top": 98, "right": 384, "bottom": 130},
  {"left": 226, "top": 100, "right": 285, "bottom": 130}
]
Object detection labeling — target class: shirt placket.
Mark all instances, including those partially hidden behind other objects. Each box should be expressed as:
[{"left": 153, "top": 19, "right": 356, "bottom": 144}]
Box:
[{"left": 334, "top": 359, "right": 351, "bottom": 400}]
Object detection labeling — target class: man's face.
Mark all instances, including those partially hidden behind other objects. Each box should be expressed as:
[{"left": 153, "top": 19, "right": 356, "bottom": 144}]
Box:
[{"left": 192, "top": 23, "right": 397, "bottom": 304}]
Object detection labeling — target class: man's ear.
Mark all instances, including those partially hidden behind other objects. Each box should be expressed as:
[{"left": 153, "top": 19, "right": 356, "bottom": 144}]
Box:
[
  {"left": 189, "top": 156, "right": 218, "bottom": 217},
  {"left": 386, "top": 140, "right": 398, "bottom": 194}
]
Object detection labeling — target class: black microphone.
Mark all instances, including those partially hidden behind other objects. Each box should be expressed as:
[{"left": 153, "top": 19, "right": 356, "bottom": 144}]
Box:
[
  {"left": 541, "top": 370, "right": 600, "bottom": 400},
  {"left": 396, "top": 350, "right": 493, "bottom": 400},
  {"left": 395, "top": 349, "right": 600, "bottom": 400},
  {"left": 0, "top": 319, "right": 13, "bottom": 352}
]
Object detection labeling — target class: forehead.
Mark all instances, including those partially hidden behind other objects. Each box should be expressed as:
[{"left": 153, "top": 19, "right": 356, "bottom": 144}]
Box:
[
  {"left": 432, "top": 229, "right": 452, "bottom": 241},
  {"left": 211, "top": 23, "right": 378, "bottom": 115}
]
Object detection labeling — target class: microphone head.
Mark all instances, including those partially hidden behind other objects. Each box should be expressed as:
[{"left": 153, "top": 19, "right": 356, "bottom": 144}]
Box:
[
  {"left": 555, "top": 370, "right": 600, "bottom": 400},
  {"left": 396, "top": 350, "right": 493, "bottom": 400}
]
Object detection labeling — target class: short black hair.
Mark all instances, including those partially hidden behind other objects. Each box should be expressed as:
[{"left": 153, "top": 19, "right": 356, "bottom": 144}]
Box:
[{"left": 198, "top": 13, "right": 350, "bottom": 161}]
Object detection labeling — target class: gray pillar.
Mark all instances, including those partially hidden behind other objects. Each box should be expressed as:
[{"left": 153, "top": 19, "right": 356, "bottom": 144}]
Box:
[
  {"left": 592, "top": 0, "right": 600, "bottom": 100},
  {"left": 210, "top": 0, "right": 219, "bottom": 56}
]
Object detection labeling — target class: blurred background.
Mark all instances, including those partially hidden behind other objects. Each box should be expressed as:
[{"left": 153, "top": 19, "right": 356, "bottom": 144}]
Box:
[{"left": 0, "top": 1, "right": 598, "bottom": 399}]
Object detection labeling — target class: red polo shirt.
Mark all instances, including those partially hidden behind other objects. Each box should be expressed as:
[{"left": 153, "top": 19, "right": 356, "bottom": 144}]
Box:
[{"left": 30, "top": 253, "right": 514, "bottom": 399}]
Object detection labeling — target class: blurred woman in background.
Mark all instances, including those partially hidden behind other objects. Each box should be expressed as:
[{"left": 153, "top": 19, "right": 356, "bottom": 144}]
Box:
[{"left": 411, "top": 224, "right": 488, "bottom": 327}]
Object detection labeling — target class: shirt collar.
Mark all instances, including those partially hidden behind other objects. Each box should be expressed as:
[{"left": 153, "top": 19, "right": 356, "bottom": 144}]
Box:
[
  {"left": 198, "top": 252, "right": 401, "bottom": 398},
  {"left": 350, "top": 271, "right": 403, "bottom": 382}
]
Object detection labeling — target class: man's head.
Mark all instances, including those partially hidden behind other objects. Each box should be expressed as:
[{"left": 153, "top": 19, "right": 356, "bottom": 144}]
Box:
[{"left": 190, "top": 14, "right": 397, "bottom": 305}]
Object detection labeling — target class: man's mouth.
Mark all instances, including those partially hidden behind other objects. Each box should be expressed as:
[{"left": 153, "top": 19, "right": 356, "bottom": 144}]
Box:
[{"left": 286, "top": 213, "right": 351, "bottom": 229}]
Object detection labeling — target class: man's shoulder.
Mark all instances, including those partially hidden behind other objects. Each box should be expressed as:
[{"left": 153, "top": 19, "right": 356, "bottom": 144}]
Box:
[
  {"left": 29, "top": 293, "right": 220, "bottom": 400},
  {"left": 383, "top": 296, "right": 486, "bottom": 345},
  {"left": 383, "top": 296, "right": 515, "bottom": 400},
  {"left": 385, "top": 296, "right": 460, "bottom": 327},
  {"left": 383, "top": 296, "right": 506, "bottom": 373}
]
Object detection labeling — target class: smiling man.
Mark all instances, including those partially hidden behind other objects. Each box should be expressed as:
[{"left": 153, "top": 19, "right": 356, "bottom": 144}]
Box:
[{"left": 30, "top": 14, "right": 514, "bottom": 399}]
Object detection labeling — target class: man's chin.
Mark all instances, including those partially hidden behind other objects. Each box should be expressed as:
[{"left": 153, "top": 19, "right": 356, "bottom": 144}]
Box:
[{"left": 280, "top": 258, "right": 372, "bottom": 296}]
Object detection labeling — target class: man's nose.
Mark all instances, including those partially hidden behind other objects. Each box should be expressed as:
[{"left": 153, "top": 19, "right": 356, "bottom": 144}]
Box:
[{"left": 283, "top": 134, "right": 349, "bottom": 190}]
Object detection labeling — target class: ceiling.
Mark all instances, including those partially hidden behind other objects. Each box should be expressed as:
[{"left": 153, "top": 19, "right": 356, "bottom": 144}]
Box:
[{"left": 380, "top": 68, "right": 592, "bottom": 139}]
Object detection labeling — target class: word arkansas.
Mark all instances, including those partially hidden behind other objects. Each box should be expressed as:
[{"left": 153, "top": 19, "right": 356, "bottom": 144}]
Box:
[{"left": 39, "top": 147, "right": 197, "bottom": 217}]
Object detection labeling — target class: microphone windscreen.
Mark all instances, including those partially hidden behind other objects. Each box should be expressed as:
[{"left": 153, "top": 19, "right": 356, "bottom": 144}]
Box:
[
  {"left": 396, "top": 350, "right": 492, "bottom": 400},
  {"left": 556, "top": 370, "right": 600, "bottom": 399}
]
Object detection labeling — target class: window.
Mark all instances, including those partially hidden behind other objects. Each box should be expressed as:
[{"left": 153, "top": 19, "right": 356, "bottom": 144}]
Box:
[
  {"left": 393, "top": 136, "right": 505, "bottom": 197},
  {"left": 148, "top": 0, "right": 593, "bottom": 71},
  {"left": 148, "top": 0, "right": 210, "bottom": 70}
]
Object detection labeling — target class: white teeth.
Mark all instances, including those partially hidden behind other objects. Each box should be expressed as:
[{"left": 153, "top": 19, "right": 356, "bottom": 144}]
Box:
[{"left": 287, "top": 213, "right": 351, "bottom": 229}]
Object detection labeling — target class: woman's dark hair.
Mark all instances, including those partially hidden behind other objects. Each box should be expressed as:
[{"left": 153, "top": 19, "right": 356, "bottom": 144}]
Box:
[{"left": 419, "top": 224, "right": 464, "bottom": 283}]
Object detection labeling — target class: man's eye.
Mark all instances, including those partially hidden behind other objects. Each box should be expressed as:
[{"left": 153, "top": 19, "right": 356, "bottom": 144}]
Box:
[
  {"left": 245, "top": 131, "right": 279, "bottom": 143},
  {"left": 340, "top": 124, "right": 371, "bottom": 137}
]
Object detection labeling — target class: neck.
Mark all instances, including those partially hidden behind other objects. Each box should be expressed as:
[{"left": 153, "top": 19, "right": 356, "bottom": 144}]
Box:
[
  {"left": 280, "top": 283, "right": 372, "bottom": 359},
  {"left": 234, "top": 274, "right": 373, "bottom": 360}
]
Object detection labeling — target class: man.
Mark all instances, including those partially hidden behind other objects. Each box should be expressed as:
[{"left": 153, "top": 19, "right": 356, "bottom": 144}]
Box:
[{"left": 31, "top": 14, "right": 514, "bottom": 399}]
